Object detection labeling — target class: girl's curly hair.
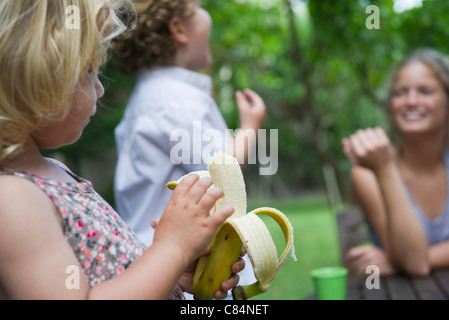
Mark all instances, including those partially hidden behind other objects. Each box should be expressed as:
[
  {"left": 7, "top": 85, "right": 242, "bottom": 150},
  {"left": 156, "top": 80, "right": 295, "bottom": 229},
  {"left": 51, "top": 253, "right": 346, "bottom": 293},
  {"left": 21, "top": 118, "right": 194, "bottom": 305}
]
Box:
[{"left": 113, "top": 0, "right": 197, "bottom": 76}]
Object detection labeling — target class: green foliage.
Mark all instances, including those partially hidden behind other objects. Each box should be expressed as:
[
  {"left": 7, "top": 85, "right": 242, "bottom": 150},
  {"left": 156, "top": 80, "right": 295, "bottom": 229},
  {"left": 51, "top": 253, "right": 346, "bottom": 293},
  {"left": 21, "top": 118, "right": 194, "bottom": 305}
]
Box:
[
  {"left": 51, "top": 0, "right": 449, "bottom": 200},
  {"left": 248, "top": 195, "right": 339, "bottom": 300},
  {"left": 201, "top": 0, "right": 449, "bottom": 198}
]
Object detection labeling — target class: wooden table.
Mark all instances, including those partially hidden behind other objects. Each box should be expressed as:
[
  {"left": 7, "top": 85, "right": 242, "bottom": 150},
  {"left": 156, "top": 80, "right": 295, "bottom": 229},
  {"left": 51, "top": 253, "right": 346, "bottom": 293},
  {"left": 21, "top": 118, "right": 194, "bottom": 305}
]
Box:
[{"left": 305, "top": 268, "right": 449, "bottom": 300}]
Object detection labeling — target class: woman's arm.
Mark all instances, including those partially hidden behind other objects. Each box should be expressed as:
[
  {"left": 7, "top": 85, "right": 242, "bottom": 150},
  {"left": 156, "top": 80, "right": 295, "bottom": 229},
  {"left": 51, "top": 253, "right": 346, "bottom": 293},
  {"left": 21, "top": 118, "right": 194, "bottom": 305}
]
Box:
[
  {"left": 373, "top": 162, "right": 429, "bottom": 275},
  {"left": 343, "top": 128, "right": 429, "bottom": 276},
  {"left": 429, "top": 241, "right": 449, "bottom": 269}
]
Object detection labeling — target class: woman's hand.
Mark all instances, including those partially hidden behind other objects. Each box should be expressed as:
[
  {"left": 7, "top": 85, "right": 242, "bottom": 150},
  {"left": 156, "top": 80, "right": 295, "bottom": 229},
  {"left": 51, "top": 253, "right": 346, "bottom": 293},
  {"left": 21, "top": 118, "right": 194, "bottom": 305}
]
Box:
[
  {"left": 344, "top": 245, "right": 396, "bottom": 277},
  {"left": 342, "top": 127, "right": 395, "bottom": 173},
  {"left": 178, "top": 246, "right": 246, "bottom": 299}
]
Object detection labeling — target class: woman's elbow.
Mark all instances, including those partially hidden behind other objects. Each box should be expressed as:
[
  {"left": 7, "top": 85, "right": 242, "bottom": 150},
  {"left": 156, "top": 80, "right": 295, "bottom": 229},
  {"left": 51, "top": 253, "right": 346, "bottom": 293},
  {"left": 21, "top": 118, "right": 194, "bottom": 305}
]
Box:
[{"left": 403, "top": 262, "right": 431, "bottom": 277}]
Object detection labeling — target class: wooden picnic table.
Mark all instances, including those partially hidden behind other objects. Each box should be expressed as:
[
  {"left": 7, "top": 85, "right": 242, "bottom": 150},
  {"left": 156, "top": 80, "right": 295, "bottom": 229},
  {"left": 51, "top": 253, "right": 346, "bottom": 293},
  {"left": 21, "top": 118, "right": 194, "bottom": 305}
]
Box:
[{"left": 305, "top": 267, "right": 449, "bottom": 300}]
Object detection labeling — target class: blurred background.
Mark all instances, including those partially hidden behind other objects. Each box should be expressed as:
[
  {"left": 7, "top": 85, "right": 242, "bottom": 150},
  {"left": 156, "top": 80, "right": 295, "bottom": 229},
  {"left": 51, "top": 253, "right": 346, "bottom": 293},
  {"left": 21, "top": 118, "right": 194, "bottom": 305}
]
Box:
[
  {"left": 42, "top": 0, "right": 449, "bottom": 299},
  {"left": 45, "top": 0, "right": 449, "bottom": 207}
]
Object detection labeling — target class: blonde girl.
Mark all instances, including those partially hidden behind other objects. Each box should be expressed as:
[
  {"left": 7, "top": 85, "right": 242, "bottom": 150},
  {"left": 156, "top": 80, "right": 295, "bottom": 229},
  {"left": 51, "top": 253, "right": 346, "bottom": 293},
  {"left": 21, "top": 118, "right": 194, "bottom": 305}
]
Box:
[{"left": 0, "top": 0, "right": 242, "bottom": 299}]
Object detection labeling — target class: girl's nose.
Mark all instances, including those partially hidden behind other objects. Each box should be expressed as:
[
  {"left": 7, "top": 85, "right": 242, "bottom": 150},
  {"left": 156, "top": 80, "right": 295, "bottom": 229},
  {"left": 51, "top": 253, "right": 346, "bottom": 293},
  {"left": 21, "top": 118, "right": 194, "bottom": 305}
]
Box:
[{"left": 95, "top": 77, "right": 105, "bottom": 99}]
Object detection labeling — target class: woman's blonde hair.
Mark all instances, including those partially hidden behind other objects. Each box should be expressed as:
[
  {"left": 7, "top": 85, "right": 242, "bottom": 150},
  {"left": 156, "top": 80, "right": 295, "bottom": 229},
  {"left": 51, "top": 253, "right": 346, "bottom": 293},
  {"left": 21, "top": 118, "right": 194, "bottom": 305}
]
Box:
[
  {"left": 0, "top": 0, "right": 131, "bottom": 164},
  {"left": 113, "top": 0, "right": 197, "bottom": 76}
]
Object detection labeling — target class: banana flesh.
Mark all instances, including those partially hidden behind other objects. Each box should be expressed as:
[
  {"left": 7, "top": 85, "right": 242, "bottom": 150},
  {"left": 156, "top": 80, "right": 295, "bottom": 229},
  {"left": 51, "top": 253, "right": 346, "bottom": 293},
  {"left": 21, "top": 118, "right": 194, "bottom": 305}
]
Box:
[
  {"left": 166, "top": 170, "right": 210, "bottom": 190},
  {"left": 166, "top": 152, "right": 297, "bottom": 300}
]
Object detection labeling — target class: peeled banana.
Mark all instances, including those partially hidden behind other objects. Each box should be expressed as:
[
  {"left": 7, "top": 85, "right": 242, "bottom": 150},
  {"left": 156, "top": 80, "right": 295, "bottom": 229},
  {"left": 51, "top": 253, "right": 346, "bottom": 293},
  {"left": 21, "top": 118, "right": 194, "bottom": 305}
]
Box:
[{"left": 166, "top": 152, "right": 297, "bottom": 300}]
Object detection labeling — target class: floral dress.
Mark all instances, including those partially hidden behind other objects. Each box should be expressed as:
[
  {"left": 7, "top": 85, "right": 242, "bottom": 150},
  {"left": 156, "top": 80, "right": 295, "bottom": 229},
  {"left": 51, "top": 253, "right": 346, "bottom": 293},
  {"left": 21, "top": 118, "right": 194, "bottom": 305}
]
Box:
[{"left": 0, "top": 159, "right": 184, "bottom": 300}]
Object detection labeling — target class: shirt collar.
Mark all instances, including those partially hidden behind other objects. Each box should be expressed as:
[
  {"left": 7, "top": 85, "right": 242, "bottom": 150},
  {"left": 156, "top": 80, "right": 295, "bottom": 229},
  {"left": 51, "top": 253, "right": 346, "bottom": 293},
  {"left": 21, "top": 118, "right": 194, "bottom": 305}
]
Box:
[{"left": 138, "top": 66, "right": 213, "bottom": 95}]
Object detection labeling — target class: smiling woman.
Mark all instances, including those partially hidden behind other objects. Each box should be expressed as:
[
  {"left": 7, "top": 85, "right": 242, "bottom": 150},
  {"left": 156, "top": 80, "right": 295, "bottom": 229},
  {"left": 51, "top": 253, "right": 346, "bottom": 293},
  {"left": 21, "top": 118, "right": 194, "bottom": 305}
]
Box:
[{"left": 341, "top": 48, "right": 449, "bottom": 278}]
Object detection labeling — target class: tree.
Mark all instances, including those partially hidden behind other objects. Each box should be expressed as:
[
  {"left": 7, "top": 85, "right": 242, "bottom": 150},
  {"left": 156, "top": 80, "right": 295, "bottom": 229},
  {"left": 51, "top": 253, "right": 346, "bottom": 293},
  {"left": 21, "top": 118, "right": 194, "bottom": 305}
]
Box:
[{"left": 47, "top": 0, "right": 449, "bottom": 203}]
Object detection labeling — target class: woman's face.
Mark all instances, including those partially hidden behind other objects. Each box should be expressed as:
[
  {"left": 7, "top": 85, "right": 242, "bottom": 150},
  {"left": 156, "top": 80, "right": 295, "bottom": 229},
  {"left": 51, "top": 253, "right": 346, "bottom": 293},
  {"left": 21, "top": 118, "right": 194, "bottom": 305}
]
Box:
[
  {"left": 391, "top": 61, "right": 449, "bottom": 136},
  {"left": 32, "top": 70, "right": 105, "bottom": 149}
]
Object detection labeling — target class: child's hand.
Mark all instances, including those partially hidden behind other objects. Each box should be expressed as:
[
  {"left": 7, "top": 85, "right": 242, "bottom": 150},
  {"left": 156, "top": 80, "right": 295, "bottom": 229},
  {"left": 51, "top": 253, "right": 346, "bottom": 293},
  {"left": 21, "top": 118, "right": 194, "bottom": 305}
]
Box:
[
  {"left": 153, "top": 174, "right": 234, "bottom": 269},
  {"left": 235, "top": 89, "right": 266, "bottom": 131},
  {"left": 178, "top": 246, "right": 246, "bottom": 299}
]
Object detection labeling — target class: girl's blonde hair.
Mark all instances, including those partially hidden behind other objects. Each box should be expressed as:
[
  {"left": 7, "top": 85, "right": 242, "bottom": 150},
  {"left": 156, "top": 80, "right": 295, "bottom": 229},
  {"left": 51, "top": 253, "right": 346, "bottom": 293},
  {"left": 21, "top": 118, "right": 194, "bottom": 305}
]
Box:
[
  {"left": 113, "top": 0, "right": 197, "bottom": 76},
  {"left": 0, "top": 0, "right": 131, "bottom": 164}
]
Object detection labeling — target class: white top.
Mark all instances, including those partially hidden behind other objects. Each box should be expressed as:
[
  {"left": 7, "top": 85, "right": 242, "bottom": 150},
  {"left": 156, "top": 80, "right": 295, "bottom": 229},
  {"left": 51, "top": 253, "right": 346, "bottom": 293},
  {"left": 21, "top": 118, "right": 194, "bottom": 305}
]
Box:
[
  {"left": 114, "top": 67, "right": 256, "bottom": 295},
  {"left": 114, "top": 66, "right": 232, "bottom": 245}
]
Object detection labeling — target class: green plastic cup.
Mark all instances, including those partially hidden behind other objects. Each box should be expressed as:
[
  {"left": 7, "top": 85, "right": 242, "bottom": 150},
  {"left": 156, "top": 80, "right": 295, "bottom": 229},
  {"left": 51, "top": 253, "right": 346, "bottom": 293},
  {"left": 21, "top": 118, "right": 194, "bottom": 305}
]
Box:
[{"left": 310, "top": 266, "right": 348, "bottom": 300}]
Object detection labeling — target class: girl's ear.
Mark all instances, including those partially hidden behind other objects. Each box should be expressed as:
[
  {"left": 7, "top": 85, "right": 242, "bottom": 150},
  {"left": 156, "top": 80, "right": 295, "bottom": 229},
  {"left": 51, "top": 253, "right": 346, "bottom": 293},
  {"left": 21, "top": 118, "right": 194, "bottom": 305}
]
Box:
[{"left": 169, "top": 17, "right": 189, "bottom": 45}]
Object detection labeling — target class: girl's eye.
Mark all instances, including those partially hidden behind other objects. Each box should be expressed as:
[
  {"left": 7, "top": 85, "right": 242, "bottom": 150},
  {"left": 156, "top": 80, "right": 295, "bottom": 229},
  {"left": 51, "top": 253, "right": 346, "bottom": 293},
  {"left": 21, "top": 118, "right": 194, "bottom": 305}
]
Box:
[{"left": 87, "top": 64, "right": 96, "bottom": 76}]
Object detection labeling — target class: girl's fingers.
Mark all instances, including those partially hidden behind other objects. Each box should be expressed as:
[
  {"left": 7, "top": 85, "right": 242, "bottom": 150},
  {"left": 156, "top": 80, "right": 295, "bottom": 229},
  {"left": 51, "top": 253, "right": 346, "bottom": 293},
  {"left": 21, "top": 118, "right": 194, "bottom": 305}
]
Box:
[
  {"left": 199, "top": 187, "right": 224, "bottom": 211},
  {"left": 221, "top": 273, "right": 240, "bottom": 293},
  {"left": 186, "top": 177, "right": 214, "bottom": 204},
  {"left": 240, "top": 246, "right": 247, "bottom": 257},
  {"left": 231, "top": 257, "right": 245, "bottom": 274},
  {"left": 209, "top": 205, "right": 234, "bottom": 229},
  {"left": 172, "top": 174, "right": 199, "bottom": 198},
  {"left": 151, "top": 219, "right": 160, "bottom": 230}
]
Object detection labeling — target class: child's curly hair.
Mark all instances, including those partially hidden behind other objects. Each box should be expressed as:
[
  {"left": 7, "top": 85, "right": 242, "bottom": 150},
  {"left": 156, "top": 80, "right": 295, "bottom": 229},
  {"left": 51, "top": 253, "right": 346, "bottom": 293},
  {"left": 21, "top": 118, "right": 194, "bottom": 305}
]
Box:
[{"left": 113, "top": 0, "right": 197, "bottom": 76}]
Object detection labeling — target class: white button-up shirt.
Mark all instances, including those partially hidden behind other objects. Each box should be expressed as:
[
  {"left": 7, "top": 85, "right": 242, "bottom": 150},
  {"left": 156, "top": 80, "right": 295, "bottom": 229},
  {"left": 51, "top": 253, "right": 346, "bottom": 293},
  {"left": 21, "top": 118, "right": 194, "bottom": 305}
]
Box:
[
  {"left": 114, "top": 67, "right": 257, "bottom": 293},
  {"left": 114, "top": 66, "right": 232, "bottom": 246}
]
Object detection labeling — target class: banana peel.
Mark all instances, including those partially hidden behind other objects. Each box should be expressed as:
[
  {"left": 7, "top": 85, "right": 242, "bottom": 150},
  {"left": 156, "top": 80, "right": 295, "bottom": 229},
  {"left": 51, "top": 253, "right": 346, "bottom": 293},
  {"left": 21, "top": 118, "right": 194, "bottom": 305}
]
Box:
[{"left": 166, "top": 152, "right": 297, "bottom": 300}]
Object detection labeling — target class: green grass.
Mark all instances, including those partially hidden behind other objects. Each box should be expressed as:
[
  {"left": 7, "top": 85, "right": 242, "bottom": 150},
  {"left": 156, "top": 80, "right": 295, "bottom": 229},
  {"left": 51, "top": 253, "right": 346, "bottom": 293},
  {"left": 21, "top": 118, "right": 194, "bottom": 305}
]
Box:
[{"left": 246, "top": 194, "right": 342, "bottom": 300}]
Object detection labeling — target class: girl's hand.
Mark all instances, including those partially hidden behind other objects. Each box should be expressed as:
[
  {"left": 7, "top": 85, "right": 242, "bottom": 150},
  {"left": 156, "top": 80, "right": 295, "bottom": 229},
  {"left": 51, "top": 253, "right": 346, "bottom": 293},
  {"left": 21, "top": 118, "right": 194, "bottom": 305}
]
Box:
[
  {"left": 235, "top": 89, "right": 267, "bottom": 131},
  {"left": 152, "top": 220, "right": 247, "bottom": 299},
  {"left": 153, "top": 174, "right": 234, "bottom": 270},
  {"left": 342, "top": 127, "right": 395, "bottom": 172},
  {"left": 179, "top": 246, "right": 246, "bottom": 299}
]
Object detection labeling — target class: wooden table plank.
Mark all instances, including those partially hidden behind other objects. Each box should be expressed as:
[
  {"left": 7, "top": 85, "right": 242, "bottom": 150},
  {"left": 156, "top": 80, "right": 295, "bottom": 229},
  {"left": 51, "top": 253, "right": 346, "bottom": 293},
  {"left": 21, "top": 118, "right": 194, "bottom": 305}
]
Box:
[
  {"left": 432, "top": 269, "right": 449, "bottom": 298},
  {"left": 411, "top": 276, "right": 446, "bottom": 300},
  {"left": 385, "top": 274, "right": 417, "bottom": 300},
  {"left": 346, "top": 277, "right": 361, "bottom": 300},
  {"left": 302, "top": 268, "right": 449, "bottom": 300},
  {"left": 362, "top": 277, "right": 388, "bottom": 300}
]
